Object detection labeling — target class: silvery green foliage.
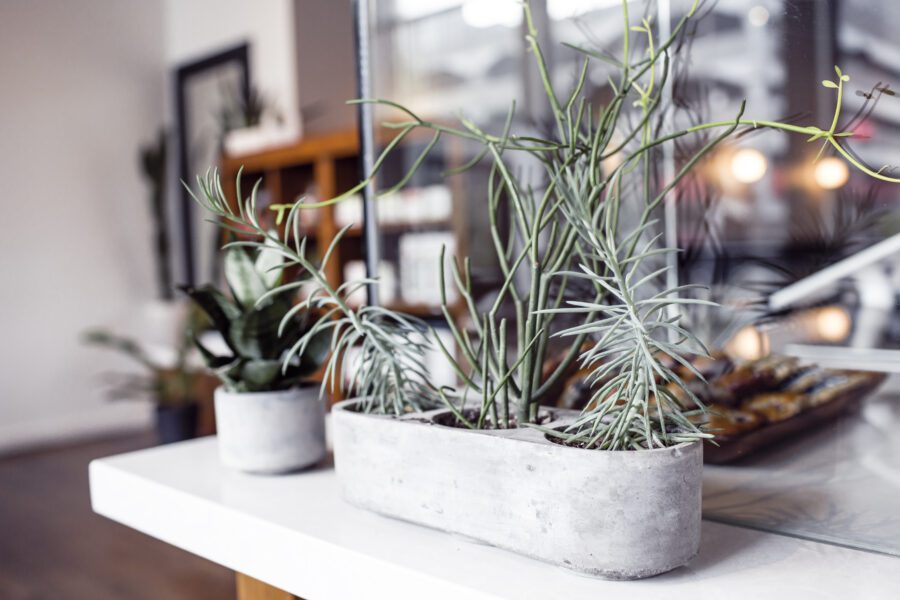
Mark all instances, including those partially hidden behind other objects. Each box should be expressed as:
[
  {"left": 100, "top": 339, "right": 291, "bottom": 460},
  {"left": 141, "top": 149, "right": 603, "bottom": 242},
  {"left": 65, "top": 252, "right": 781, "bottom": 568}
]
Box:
[
  {"left": 188, "top": 171, "right": 439, "bottom": 412},
  {"left": 188, "top": 0, "right": 888, "bottom": 448},
  {"left": 305, "top": 1, "right": 729, "bottom": 444},
  {"left": 546, "top": 210, "right": 714, "bottom": 449}
]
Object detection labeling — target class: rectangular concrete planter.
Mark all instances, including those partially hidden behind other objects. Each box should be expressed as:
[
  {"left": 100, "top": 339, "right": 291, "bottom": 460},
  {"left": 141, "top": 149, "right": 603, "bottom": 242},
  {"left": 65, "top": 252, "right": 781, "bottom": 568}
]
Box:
[{"left": 332, "top": 399, "right": 702, "bottom": 580}]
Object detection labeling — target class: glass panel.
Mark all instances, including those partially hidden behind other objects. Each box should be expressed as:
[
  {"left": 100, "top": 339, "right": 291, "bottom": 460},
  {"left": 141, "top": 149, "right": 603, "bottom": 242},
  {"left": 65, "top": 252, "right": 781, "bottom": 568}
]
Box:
[
  {"left": 370, "top": 0, "right": 527, "bottom": 318},
  {"left": 703, "top": 379, "right": 900, "bottom": 555}
]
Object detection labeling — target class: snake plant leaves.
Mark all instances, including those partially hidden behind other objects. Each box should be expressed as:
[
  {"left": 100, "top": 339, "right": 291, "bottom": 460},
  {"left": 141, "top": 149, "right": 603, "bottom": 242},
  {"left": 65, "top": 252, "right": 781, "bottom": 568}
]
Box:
[
  {"left": 239, "top": 359, "right": 286, "bottom": 391},
  {"left": 255, "top": 235, "right": 284, "bottom": 289},
  {"left": 228, "top": 297, "right": 292, "bottom": 360},
  {"left": 183, "top": 239, "right": 326, "bottom": 392},
  {"left": 180, "top": 284, "right": 241, "bottom": 352},
  {"left": 224, "top": 246, "right": 269, "bottom": 309},
  {"left": 190, "top": 333, "right": 242, "bottom": 385},
  {"left": 192, "top": 335, "right": 235, "bottom": 369}
]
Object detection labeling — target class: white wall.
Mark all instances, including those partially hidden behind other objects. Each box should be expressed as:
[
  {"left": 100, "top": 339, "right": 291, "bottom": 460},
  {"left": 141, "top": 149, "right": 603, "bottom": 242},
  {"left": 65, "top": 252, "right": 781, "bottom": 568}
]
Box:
[
  {"left": 164, "top": 0, "right": 300, "bottom": 131},
  {"left": 0, "top": 0, "right": 165, "bottom": 452},
  {"left": 0, "top": 0, "right": 347, "bottom": 453},
  {"left": 163, "top": 1, "right": 300, "bottom": 290}
]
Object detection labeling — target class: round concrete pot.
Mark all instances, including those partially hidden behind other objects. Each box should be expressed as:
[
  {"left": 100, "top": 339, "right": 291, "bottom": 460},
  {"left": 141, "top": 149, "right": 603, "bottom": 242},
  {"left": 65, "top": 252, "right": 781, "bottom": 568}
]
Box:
[
  {"left": 333, "top": 400, "right": 702, "bottom": 579},
  {"left": 214, "top": 386, "right": 326, "bottom": 474}
]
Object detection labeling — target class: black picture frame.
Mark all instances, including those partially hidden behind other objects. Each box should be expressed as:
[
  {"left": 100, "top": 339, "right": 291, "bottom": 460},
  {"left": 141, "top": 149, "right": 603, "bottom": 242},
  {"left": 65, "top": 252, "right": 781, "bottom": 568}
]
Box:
[{"left": 174, "top": 43, "right": 250, "bottom": 285}]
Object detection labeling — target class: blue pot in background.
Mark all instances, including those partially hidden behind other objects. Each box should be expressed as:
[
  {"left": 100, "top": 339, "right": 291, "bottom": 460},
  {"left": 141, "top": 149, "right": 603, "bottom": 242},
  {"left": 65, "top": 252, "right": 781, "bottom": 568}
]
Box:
[{"left": 155, "top": 403, "right": 198, "bottom": 444}]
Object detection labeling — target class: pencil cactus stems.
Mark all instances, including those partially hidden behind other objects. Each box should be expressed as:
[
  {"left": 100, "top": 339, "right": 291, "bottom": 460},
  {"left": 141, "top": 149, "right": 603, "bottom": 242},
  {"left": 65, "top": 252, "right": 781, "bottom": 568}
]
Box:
[
  {"left": 187, "top": 174, "right": 440, "bottom": 412},
  {"left": 191, "top": 0, "right": 897, "bottom": 450},
  {"left": 181, "top": 241, "right": 328, "bottom": 393}
]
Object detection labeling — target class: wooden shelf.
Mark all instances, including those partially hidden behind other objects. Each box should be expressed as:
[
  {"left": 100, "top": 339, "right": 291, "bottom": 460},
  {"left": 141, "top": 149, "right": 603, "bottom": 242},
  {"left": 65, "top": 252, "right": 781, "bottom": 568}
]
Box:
[
  {"left": 221, "top": 129, "right": 359, "bottom": 174},
  {"left": 383, "top": 301, "right": 467, "bottom": 319},
  {"left": 383, "top": 301, "right": 444, "bottom": 318}
]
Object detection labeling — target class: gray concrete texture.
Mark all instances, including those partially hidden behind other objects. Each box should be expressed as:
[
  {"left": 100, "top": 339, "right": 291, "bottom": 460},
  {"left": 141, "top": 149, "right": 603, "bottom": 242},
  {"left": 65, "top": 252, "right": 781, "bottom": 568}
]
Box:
[
  {"left": 215, "top": 386, "right": 326, "bottom": 474},
  {"left": 332, "top": 400, "right": 702, "bottom": 579}
]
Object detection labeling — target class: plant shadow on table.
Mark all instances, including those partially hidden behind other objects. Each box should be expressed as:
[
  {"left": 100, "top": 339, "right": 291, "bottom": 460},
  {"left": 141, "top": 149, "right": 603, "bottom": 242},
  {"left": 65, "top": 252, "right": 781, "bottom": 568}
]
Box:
[
  {"left": 657, "top": 430, "right": 844, "bottom": 581},
  {"left": 224, "top": 450, "right": 334, "bottom": 479},
  {"left": 280, "top": 450, "right": 334, "bottom": 474},
  {"left": 653, "top": 520, "right": 793, "bottom": 582}
]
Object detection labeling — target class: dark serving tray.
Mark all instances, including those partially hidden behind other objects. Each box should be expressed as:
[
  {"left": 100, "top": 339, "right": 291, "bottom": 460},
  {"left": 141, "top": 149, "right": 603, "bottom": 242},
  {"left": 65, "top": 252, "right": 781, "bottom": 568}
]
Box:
[{"left": 703, "top": 374, "right": 887, "bottom": 465}]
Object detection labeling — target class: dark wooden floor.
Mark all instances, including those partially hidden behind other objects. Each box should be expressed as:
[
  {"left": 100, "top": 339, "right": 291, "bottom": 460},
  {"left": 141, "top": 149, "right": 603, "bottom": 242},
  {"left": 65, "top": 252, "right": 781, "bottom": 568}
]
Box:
[{"left": 0, "top": 433, "right": 234, "bottom": 600}]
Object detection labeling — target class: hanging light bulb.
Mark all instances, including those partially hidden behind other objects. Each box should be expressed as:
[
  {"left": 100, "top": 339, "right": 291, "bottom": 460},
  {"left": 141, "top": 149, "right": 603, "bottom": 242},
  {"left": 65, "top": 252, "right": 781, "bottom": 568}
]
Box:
[
  {"left": 730, "top": 148, "right": 768, "bottom": 184},
  {"left": 814, "top": 157, "right": 850, "bottom": 189},
  {"left": 814, "top": 305, "right": 852, "bottom": 342},
  {"left": 726, "top": 326, "right": 770, "bottom": 360}
]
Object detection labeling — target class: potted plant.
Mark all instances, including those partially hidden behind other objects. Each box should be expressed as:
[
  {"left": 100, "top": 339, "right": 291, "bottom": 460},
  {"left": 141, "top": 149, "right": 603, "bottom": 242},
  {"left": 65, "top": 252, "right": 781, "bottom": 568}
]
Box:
[
  {"left": 181, "top": 240, "right": 329, "bottom": 474},
  {"left": 84, "top": 322, "right": 201, "bottom": 445},
  {"left": 218, "top": 83, "right": 299, "bottom": 157},
  {"left": 190, "top": 0, "right": 897, "bottom": 578}
]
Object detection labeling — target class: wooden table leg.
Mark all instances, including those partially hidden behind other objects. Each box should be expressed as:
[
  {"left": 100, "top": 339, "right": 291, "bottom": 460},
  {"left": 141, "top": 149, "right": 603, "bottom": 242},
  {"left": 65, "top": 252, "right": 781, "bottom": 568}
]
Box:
[{"left": 236, "top": 572, "right": 303, "bottom": 600}]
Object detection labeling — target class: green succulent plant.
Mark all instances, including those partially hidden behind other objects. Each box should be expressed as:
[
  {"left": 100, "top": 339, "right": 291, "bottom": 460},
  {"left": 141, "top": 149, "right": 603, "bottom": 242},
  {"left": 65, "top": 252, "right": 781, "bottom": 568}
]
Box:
[{"left": 181, "top": 240, "right": 328, "bottom": 393}]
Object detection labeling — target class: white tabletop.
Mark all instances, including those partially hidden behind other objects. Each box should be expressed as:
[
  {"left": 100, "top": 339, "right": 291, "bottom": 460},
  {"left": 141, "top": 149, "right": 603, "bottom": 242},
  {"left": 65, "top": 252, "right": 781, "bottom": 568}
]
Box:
[{"left": 89, "top": 437, "right": 900, "bottom": 600}]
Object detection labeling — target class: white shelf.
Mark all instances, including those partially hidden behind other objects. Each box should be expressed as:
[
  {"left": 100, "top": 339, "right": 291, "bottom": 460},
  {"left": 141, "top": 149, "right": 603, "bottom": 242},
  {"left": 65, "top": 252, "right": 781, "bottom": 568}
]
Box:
[{"left": 89, "top": 437, "right": 900, "bottom": 599}]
